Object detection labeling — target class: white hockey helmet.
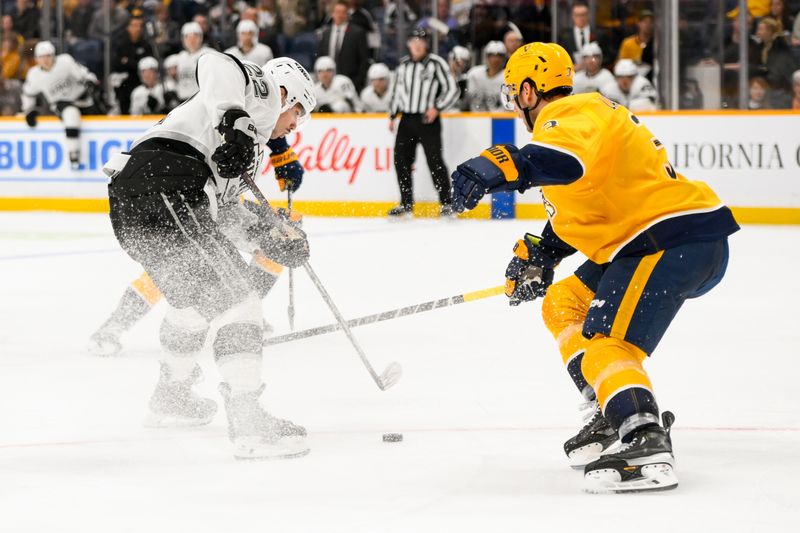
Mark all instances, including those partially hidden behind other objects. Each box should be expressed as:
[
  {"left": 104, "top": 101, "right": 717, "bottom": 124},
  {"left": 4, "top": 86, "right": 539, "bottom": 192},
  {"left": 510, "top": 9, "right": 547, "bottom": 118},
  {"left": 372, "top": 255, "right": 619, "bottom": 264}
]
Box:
[
  {"left": 138, "top": 56, "right": 159, "bottom": 72},
  {"left": 265, "top": 57, "right": 317, "bottom": 128},
  {"left": 314, "top": 55, "right": 336, "bottom": 73},
  {"left": 580, "top": 42, "right": 603, "bottom": 59},
  {"left": 181, "top": 21, "right": 203, "bottom": 37},
  {"left": 367, "top": 63, "right": 390, "bottom": 81},
  {"left": 614, "top": 59, "right": 638, "bottom": 77},
  {"left": 484, "top": 40, "right": 507, "bottom": 57},
  {"left": 34, "top": 41, "right": 56, "bottom": 58},
  {"left": 236, "top": 19, "right": 259, "bottom": 35},
  {"left": 448, "top": 45, "right": 471, "bottom": 66},
  {"left": 164, "top": 54, "right": 180, "bottom": 70}
]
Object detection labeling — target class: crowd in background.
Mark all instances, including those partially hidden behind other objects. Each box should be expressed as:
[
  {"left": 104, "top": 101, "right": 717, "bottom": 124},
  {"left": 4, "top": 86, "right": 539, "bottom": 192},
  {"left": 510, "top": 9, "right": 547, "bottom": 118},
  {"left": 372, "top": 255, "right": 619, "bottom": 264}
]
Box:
[{"left": 2, "top": 0, "right": 800, "bottom": 117}]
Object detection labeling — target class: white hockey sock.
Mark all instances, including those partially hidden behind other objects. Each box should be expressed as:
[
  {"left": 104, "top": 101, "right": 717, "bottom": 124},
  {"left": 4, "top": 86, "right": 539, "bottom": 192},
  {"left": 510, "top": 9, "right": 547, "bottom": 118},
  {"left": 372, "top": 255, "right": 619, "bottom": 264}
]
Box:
[
  {"left": 218, "top": 357, "right": 263, "bottom": 394},
  {"left": 160, "top": 352, "right": 198, "bottom": 382}
]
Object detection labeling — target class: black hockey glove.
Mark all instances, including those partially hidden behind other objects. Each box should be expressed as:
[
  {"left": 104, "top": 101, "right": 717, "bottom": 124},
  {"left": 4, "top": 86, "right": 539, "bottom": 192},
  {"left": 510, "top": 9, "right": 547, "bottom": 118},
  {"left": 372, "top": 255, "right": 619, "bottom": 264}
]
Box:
[
  {"left": 212, "top": 109, "right": 257, "bottom": 179},
  {"left": 253, "top": 220, "right": 310, "bottom": 268},
  {"left": 267, "top": 137, "right": 304, "bottom": 192},
  {"left": 25, "top": 110, "right": 38, "bottom": 128},
  {"left": 504, "top": 233, "right": 562, "bottom": 305}
]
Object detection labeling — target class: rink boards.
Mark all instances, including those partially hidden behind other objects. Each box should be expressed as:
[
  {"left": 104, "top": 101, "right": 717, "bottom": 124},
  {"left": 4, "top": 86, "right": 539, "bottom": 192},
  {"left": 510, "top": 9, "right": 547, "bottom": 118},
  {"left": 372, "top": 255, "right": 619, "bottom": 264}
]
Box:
[{"left": 0, "top": 111, "right": 798, "bottom": 223}]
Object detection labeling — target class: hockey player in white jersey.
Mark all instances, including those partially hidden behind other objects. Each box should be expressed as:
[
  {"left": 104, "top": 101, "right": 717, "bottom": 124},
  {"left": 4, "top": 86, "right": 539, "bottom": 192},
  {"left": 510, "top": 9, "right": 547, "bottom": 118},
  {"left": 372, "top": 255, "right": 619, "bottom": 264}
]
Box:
[
  {"left": 600, "top": 58, "right": 657, "bottom": 111},
  {"left": 447, "top": 45, "right": 471, "bottom": 111},
  {"left": 129, "top": 57, "right": 166, "bottom": 115},
  {"left": 360, "top": 63, "right": 392, "bottom": 112},
  {"left": 225, "top": 20, "right": 274, "bottom": 67},
  {"left": 175, "top": 22, "right": 213, "bottom": 101},
  {"left": 313, "top": 56, "right": 361, "bottom": 113},
  {"left": 105, "top": 51, "right": 316, "bottom": 460},
  {"left": 465, "top": 41, "right": 506, "bottom": 112},
  {"left": 572, "top": 42, "right": 614, "bottom": 95},
  {"left": 22, "top": 41, "right": 103, "bottom": 169}
]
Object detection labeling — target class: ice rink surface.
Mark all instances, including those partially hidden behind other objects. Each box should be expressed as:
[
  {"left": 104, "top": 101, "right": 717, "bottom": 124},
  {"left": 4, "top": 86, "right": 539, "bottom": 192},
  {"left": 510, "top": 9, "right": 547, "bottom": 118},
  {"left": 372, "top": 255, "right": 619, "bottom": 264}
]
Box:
[{"left": 1, "top": 212, "right": 799, "bottom": 532}]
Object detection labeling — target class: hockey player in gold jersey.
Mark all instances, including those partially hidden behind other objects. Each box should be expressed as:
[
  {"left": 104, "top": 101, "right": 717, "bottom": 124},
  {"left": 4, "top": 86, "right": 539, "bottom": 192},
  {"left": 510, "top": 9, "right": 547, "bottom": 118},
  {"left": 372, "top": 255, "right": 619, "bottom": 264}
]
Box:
[{"left": 451, "top": 42, "right": 739, "bottom": 493}]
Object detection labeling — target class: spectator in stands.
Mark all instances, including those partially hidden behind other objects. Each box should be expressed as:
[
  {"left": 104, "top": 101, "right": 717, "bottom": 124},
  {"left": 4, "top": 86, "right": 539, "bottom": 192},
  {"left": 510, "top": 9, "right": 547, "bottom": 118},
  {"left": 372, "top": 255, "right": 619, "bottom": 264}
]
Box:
[
  {"left": 162, "top": 54, "right": 180, "bottom": 108},
  {"left": 360, "top": 62, "right": 392, "bottom": 112},
  {"left": 347, "top": 0, "right": 380, "bottom": 59},
  {"left": 112, "top": 16, "right": 154, "bottom": 115},
  {"left": 254, "top": 0, "right": 284, "bottom": 53},
  {"left": 68, "top": 0, "right": 96, "bottom": 42},
  {"left": 418, "top": 0, "right": 460, "bottom": 60},
  {"left": 129, "top": 56, "right": 166, "bottom": 115},
  {"left": 792, "top": 69, "right": 800, "bottom": 109},
  {"left": 509, "top": 0, "right": 550, "bottom": 42},
  {"left": 225, "top": 20, "right": 274, "bottom": 65},
  {"left": 317, "top": 0, "right": 369, "bottom": 91},
  {"left": 277, "top": 0, "right": 310, "bottom": 43},
  {"left": 1, "top": 35, "right": 21, "bottom": 80},
  {"left": 558, "top": 1, "right": 609, "bottom": 67},
  {"left": 747, "top": 75, "right": 770, "bottom": 109},
  {"left": 768, "top": 0, "right": 793, "bottom": 35},
  {"left": 0, "top": 67, "right": 22, "bottom": 115},
  {"left": 573, "top": 42, "right": 614, "bottom": 94},
  {"left": 447, "top": 45, "right": 471, "bottom": 111},
  {"left": 192, "top": 14, "right": 218, "bottom": 50},
  {"left": 88, "top": 0, "right": 130, "bottom": 41},
  {"left": 503, "top": 29, "right": 524, "bottom": 57},
  {"left": 617, "top": 9, "right": 655, "bottom": 80},
  {"left": 151, "top": 3, "right": 182, "bottom": 58},
  {"left": 601, "top": 58, "right": 658, "bottom": 111},
  {"left": 792, "top": 12, "right": 800, "bottom": 45},
  {"left": 175, "top": 22, "right": 212, "bottom": 101},
  {"left": 11, "top": 0, "right": 39, "bottom": 40},
  {"left": 467, "top": 1, "right": 511, "bottom": 52},
  {"left": 313, "top": 55, "right": 361, "bottom": 112},
  {"left": 753, "top": 16, "right": 797, "bottom": 106},
  {"left": 1, "top": 15, "right": 22, "bottom": 50},
  {"left": 466, "top": 40, "right": 506, "bottom": 112},
  {"left": 382, "top": 0, "right": 418, "bottom": 66}
]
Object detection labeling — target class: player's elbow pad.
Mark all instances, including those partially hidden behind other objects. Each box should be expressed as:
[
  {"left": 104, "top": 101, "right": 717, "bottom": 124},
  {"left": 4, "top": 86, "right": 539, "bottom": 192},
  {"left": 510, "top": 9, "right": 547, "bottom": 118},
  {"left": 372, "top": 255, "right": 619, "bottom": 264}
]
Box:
[{"left": 518, "top": 144, "right": 584, "bottom": 186}]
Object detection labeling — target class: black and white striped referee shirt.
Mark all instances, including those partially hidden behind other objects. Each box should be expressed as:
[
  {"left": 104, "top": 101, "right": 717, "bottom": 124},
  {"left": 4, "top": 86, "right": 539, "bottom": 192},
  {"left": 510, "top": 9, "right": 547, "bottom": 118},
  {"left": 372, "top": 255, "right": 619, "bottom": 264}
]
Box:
[{"left": 389, "top": 53, "right": 459, "bottom": 118}]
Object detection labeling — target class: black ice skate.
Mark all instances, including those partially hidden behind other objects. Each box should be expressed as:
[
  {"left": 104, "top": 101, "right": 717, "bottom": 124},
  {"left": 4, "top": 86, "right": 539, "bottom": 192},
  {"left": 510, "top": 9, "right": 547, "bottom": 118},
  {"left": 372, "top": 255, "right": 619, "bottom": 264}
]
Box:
[
  {"left": 583, "top": 412, "right": 678, "bottom": 494},
  {"left": 564, "top": 400, "right": 620, "bottom": 469},
  {"left": 387, "top": 204, "right": 413, "bottom": 219},
  {"left": 144, "top": 363, "right": 218, "bottom": 428},
  {"left": 219, "top": 383, "right": 309, "bottom": 460},
  {"left": 440, "top": 204, "right": 456, "bottom": 218}
]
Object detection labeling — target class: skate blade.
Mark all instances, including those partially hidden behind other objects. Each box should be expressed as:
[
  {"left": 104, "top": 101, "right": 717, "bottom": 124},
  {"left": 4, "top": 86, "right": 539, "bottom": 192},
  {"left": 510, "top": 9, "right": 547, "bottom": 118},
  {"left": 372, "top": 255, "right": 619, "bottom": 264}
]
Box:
[
  {"left": 143, "top": 412, "right": 215, "bottom": 428},
  {"left": 387, "top": 213, "right": 413, "bottom": 222},
  {"left": 584, "top": 462, "right": 679, "bottom": 494},
  {"left": 568, "top": 439, "right": 621, "bottom": 470},
  {"left": 233, "top": 436, "right": 310, "bottom": 461}
]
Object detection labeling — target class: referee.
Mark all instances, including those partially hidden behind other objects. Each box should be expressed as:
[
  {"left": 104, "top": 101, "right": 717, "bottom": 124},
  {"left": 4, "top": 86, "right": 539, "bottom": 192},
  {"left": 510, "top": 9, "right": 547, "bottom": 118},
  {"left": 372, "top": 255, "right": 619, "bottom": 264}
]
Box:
[{"left": 388, "top": 28, "right": 459, "bottom": 218}]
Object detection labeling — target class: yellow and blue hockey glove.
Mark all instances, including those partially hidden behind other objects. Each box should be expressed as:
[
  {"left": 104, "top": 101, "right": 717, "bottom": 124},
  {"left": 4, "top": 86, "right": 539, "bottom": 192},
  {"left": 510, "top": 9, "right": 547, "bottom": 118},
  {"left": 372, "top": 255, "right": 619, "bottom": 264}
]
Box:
[
  {"left": 451, "top": 144, "right": 529, "bottom": 212},
  {"left": 267, "top": 136, "right": 304, "bottom": 193},
  {"left": 504, "top": 233, "right": 560, "bottom": 306}
]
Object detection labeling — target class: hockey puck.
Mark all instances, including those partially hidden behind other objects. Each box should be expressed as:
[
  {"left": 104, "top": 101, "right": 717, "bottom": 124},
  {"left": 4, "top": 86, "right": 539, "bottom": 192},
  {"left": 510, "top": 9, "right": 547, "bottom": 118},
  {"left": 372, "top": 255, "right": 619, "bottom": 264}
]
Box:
[{"left": 382, "top": 433, "right": 403, "bottom": 443}]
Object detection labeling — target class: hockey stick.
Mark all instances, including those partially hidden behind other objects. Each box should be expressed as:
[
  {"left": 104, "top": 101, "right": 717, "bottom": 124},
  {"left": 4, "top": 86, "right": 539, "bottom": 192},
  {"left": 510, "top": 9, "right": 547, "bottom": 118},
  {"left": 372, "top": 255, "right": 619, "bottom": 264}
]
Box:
[
  {"left": 287, "top": 189, "right": 296, "bottom": 330},
  {"left": 265, "top": 285, "right": 504, "bottom": 346},
  {"left": 238, "top": 171, "right": 402, "bottom": 391}
]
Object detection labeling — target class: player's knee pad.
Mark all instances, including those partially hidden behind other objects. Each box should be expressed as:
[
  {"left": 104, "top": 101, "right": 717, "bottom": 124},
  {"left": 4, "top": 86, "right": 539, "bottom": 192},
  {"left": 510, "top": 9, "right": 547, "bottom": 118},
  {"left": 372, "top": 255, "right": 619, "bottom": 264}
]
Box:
[
  {"left": 582, "top": 335, "right": 658, "bottom": 434},
  {"left": 541, "top": 275, "right": 594, "bottom": 365},
  {"left": 61, "top": 106, "right": 81, "bottom": 131},
  {"left": 131, "top": 271, "right": 163, "bottom": 306},
  {"left": 161, "top": 305, "right": 209, "bottom": 354}
]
